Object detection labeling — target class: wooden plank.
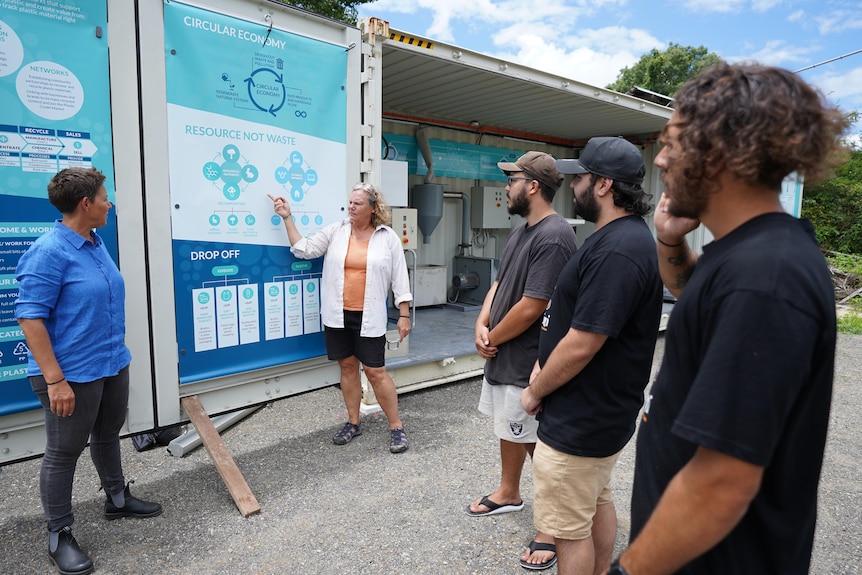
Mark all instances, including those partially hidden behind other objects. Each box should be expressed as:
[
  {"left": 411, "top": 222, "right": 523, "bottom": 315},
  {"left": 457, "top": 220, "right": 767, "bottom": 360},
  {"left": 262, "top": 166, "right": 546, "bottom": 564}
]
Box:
[
  {"left": 839, "top": 286, "right": 862, "bottom": 305},
  {"left": 180, "top": 396, "right": 260, "bottom": 517}
]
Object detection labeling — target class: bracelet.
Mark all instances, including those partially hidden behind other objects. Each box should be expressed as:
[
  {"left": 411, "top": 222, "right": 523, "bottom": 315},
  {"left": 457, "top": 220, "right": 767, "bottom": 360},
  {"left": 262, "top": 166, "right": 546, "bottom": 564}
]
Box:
[
  {"left": 656, "top": 235, "right": 685, "bottom": 248},
  {"left": 399, "top": 315, "right": 410, "bottom": 319},
  {"left": 46, "top": 377, "right": 66, "bottom": 386},
  {"left": 281, "top": 214, "right": 292, "bottom": 220}
]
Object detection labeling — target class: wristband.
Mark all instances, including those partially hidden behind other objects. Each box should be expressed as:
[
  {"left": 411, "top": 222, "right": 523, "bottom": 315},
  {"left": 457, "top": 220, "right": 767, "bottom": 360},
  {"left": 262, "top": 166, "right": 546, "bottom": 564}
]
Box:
[
  {"left": 46, "top": 377, "right": 66, "bottom": 386},
  {"left": 656, "top": 235, "right": 684, "bottom": 248},
  {"left": 399, "top": 315, "right": 410, "bottom": 319},
  {"left": 281, "top": 214, "right": 292, "bottom": 220}
]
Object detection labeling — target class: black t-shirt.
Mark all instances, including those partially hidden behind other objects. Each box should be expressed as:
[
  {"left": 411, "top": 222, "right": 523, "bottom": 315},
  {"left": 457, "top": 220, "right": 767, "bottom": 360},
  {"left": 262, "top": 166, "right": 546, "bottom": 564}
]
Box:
[
  {"left": 486, "top": 213, "right": 577, "bottom": 388},
  {"left": 630, "top": 213, "right": 836, "bottom": 574},
  {"left": 537, "top": 215, "right": 662, "bottom": 457}
]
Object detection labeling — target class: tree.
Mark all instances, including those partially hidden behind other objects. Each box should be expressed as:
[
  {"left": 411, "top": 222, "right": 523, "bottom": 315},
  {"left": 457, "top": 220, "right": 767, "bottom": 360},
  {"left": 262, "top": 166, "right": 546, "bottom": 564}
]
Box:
[
  {"left": 271, "top": 0, "right": 364, "bottom": 25},
  {"left": 802, "top": 142, "right": 862, "bottom": 254},
  {"left": 607, "top": 43, "right": 722, "bottom": 97}
]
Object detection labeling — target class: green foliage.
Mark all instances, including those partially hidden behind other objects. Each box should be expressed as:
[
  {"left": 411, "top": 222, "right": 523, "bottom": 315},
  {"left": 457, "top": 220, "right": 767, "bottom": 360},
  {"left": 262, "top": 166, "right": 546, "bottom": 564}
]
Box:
[
  {"left": 270, "top": 0, "right": 363, "bottom": 24},
  {"left": 826, "top": 252, "right": 862, "bottom": 278},
  {"left": 802, "top": 146, "right": 862, "bottom": 253},
  {"left": 606, "top": 43, "right": 722, "bottom": 97},
  {"left": 838, "top": 309, "right": 862, "bottom": 334}
]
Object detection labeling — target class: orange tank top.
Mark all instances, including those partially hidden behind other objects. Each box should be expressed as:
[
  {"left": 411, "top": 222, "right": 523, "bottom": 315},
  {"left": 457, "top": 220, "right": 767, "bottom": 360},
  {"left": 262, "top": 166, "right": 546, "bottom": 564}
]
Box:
[{"left": 343, "top": 235, "right": 368, "bottom": 310}]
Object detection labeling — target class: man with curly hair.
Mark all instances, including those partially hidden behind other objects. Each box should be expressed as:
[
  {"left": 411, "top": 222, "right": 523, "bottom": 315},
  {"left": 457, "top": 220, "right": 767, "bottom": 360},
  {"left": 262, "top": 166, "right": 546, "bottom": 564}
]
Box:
[{"left": 606, "top": 63, "right": 849, "bottom": 575}]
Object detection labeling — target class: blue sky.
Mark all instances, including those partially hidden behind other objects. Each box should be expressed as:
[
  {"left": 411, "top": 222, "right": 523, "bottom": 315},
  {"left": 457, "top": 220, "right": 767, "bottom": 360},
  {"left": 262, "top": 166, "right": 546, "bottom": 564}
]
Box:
[{"left": 358, "top": 0, "right": 862, "bottom": 140}]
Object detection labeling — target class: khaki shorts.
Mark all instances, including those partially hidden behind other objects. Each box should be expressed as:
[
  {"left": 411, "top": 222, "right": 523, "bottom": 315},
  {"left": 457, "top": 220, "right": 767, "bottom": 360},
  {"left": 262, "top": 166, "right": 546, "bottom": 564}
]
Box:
[
  {"left": 532, "top": 439, "right": 621, "bottom": 540},
  {"left": 478, "top": 378, "right": 538, "bottom": 443}
]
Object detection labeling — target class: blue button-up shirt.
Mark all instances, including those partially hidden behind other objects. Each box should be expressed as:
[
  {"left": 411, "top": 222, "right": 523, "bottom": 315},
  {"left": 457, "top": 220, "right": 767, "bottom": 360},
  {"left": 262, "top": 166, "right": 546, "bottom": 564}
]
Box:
[{"left": 15, "top": 221, "right": 131, "bottom": 382}]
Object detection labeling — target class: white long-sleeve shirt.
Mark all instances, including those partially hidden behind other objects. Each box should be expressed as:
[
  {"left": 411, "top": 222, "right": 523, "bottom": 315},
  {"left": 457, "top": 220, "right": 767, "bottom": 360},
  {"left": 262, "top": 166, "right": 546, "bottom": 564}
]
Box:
[{"left": 290, "top": 218, "right": 412, "bottom": 337}]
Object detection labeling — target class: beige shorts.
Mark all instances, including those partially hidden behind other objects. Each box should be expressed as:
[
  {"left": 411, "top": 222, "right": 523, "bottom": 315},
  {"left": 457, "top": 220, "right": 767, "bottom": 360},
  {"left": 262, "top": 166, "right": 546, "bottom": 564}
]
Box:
[
  {"left": 532, "top": 439, "right": 621, "bottom": 540},
  {"left": 477, "top": 378, "right": 538, "bottom": 443}
]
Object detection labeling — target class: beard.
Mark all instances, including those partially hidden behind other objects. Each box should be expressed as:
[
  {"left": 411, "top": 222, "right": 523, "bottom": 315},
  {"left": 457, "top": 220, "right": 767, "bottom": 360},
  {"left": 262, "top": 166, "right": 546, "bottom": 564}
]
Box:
[
  {"left": 507, "top": 187, "right": 530, "bottom": 217},
  {"left": 574, "top": 185, "right": 600, "bottom": 223},
  {"left": 662, "top": 173, "right": 709, "bottom": 219}
]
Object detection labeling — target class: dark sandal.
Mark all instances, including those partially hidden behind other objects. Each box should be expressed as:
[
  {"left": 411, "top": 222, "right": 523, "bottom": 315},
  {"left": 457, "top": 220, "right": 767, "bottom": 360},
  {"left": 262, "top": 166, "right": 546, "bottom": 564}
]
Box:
[
  {"left": 389, "top": 427, "right": 409, "bottom": 453},
  {"left": 465, "top": 495, "right": 525, "bottom": 517},
  {"left": 333, "top": 422, "right": 362, "bottom": 445},
  {"left": 519, "top": 541, "right": 557, "bottom": 571}
]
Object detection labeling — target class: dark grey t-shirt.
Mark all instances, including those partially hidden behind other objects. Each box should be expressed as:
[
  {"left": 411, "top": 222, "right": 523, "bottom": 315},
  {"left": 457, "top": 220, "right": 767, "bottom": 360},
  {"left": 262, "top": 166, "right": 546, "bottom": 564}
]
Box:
[{"left": 485, "top": 213, "right": 577, "bottom": 388}]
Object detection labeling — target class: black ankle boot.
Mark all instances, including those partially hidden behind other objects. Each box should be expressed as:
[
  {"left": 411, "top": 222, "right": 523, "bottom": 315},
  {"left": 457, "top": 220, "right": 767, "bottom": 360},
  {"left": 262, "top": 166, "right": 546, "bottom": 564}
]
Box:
[
  {"left": 48, "top": 526, "right": 94, "bottom": 575},
  {"left": 104, "top": 482, "right": 163, "bottom": 520}
]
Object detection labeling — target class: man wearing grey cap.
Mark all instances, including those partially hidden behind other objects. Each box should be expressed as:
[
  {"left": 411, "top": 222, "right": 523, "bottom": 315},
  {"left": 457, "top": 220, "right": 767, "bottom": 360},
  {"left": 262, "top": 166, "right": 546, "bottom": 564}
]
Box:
[
  {"left": 467, "top": 151, "right": 577, "bottom": 571},
  {"left": 521, "top": 137, "right": 662, "bottom": 575}
]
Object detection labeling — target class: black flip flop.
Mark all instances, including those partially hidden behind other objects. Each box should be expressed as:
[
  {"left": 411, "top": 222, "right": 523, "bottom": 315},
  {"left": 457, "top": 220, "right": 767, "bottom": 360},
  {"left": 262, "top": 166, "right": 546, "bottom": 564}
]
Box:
[
  {"left": 465, "top": 495, "right": 525, "bottom": 517},
  {"left": 519, "top": 540, "right": 557, "bottom": 571}
]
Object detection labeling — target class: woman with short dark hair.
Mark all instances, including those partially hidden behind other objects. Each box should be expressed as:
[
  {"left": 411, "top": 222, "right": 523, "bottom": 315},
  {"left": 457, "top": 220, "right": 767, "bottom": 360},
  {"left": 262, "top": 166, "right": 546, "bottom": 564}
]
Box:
[{"left": 16, "top": 167, "right": 162, "bottom": 575}]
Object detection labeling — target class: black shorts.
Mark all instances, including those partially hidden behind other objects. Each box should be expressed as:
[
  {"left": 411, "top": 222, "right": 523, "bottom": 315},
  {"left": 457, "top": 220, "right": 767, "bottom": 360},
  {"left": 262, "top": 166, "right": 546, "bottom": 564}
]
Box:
[{"left": 324, "top": 310, "right": 386, "bottom": 368}]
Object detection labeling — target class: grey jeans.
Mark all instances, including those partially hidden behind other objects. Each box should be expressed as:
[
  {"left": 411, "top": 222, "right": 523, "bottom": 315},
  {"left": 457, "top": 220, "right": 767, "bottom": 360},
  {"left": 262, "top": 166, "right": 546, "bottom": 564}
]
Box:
[{"left": 30, "top": 365, "right": 130, "bottom": 532}]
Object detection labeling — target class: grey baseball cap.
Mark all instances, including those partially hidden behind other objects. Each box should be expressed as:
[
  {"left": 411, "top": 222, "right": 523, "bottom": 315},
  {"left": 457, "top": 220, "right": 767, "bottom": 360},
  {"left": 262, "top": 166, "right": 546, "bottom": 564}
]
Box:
[{"left": 556, "top": 137, "right": 645, "bottom": 185}]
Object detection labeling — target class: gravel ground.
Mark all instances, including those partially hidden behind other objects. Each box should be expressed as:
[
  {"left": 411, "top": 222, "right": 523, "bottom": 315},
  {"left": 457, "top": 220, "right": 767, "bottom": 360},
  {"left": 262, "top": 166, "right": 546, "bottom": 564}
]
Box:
[{"left": 1, "top": 334, "right": 860, "bottom": 575}]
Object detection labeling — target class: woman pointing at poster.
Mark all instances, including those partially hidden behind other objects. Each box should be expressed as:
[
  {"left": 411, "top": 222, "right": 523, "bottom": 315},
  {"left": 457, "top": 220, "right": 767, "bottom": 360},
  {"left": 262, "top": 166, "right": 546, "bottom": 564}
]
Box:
[{"left": 268, "top": 183, "right": 413, "bottom": 453}]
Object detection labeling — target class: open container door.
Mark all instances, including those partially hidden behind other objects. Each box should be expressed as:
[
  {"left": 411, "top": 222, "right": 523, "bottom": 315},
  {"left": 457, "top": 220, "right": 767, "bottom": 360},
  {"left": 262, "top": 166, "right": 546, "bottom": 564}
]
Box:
[{"left": 136, "top": 0, "right": 362, "bottom": 425}]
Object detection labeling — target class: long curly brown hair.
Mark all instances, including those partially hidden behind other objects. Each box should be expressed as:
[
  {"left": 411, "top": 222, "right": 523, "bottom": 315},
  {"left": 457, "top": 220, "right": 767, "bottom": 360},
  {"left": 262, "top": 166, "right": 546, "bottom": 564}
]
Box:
[{"left": 670, "top": 62, "right": 849, "bottom": 196}]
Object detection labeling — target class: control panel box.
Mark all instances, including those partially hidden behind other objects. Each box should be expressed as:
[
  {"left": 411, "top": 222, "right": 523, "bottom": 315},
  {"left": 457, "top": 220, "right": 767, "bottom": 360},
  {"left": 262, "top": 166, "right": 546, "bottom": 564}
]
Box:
[
  {"left": 470, "top": 186, "right": 510, "bottom": 229},
  {"left": 391, "top": 207, "right": 418, "bottom": 249},
  {"left": 381, "top": 159, "right": 409, "bottom": 207}
]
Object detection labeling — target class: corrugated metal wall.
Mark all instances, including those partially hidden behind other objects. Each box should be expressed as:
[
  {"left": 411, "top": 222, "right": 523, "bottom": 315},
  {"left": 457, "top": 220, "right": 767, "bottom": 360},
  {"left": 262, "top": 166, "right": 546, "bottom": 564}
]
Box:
[{"left": 384, "top": 120, "right": 680, "bottom": 273}]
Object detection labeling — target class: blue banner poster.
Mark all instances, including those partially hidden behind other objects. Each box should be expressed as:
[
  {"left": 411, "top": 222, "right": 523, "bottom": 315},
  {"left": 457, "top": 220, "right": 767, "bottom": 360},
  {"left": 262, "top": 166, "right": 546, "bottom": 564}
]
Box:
[
  {"left": 164, "top": 1, "right": 349, "bottom": 382},
  {"left": 383, "top": 133, "right": 525, "bottom": 183},
  {"left": 0, "top": 1, "right": 115, "bottom": 416}
]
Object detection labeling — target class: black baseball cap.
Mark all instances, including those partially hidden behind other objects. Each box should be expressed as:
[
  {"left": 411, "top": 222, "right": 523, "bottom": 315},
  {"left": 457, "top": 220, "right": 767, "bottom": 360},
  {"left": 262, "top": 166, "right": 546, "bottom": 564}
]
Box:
[{"left": 556, "top": 137, "right": 645, "bottom": 185}]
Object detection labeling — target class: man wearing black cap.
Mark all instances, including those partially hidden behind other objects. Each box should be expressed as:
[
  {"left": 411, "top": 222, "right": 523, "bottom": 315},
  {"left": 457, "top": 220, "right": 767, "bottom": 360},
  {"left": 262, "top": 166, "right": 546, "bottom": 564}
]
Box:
[
  {"left": 467, "top": 151, "right": 577, "bottom": 571},
  {"left": 521, "top": 137, "right": 662, "bottom": 575}
]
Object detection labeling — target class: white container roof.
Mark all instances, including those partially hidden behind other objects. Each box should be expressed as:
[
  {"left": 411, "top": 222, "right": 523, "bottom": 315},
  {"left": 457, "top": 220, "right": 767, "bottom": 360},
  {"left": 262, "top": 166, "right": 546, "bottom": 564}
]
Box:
[{"left": 380, "top": 27, "right": 674, "bottom": 147}]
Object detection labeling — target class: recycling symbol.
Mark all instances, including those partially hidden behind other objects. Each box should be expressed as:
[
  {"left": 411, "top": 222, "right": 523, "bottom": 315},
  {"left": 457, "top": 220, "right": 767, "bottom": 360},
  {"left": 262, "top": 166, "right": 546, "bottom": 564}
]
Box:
[{"left": 245, "top": 68, "right": 285, "bottom": 117}]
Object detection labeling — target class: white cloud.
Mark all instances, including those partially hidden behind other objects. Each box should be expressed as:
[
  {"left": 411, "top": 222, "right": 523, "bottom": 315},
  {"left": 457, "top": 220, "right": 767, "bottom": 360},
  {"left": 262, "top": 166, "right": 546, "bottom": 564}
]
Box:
[
  {"left": 751, "top": 0, "right": 782, "bottom": 12},
  {"left": 815, "top": 10, "right": 862, "bottom": 35},
  {"left": 361, "top": 0, "right": 626, "bottom": 44},
  {"left": 489, "top": 27, "right": 663, "bottom": 87},
  {"left": 787, "top": 9, "right": 805, "bottom": 22},
  {"left": 673, "top": 0, "right": 786, "bottom": 14},
  {"left": 359, "top": 0, "right": 497, "bottom": 41},
  {"left": 361, "top": 0, "right": 651, "bottom": 87},
  {"left": 810, "top": 65, "right": 862, "bottom": 113},
  {"left": 728, "top": 39, "right": 817, "bottom": 67},
  {"left": 673, "top": 0, "right": 746, "bottom": 13}
]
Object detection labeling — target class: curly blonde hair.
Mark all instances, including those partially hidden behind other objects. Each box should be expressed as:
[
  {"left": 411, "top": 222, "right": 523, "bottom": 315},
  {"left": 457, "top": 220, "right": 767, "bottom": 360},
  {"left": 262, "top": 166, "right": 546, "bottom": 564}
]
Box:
[{"left": 353, "top": 182, "right": 391, "bottom": 227}]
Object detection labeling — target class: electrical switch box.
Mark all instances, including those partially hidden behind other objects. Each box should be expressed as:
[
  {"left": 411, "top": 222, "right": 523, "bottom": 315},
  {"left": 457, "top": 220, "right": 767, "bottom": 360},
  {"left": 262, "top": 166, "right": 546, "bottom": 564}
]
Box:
[
  {"left": 391, "top": 207, "right": 418, "bottom": 249},
  {"left": 381, "top": 159, "right": 409, "bottom": 207},
  {"left": 470, "top": 186, "right": 510, "bottom": 229}
]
